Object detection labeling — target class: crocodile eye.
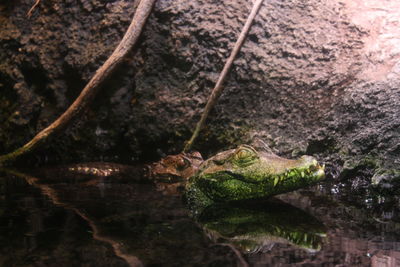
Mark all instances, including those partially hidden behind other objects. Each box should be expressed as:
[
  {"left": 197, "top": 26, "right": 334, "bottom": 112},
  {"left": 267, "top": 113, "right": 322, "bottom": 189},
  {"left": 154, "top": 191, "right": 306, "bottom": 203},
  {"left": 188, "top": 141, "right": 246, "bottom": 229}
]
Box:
[
  {"left": 236, "top": 149, "right": 251, "bottom": 159},
  {"left": 233, "top": 146, "right": 258, "bottom": 167},
  {"left": 176, "top": 156, "right": 191, "bottom": 170}
]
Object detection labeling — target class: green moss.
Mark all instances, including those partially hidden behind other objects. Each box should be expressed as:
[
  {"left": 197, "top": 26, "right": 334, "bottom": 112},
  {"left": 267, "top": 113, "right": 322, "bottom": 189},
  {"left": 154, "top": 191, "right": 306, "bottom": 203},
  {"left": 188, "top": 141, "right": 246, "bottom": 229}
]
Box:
[
  {"left": 340, "top": 155, "right": 382, "bottom": 180},
  {"left": 371, "top": 169, "right": 400, "bottom": 186}
]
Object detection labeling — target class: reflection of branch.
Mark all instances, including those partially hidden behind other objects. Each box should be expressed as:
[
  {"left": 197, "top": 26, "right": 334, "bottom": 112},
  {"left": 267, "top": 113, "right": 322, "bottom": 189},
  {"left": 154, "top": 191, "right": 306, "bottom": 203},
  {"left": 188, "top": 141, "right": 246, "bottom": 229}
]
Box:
[
  {"left": 215, "top": 243, "right": 249, "bottom": 267},
  {"left": 3, "top": 168, "right": 143, "bottom": 267},
  {"left": 202, "top": 226, "right": 249, "bottom": 267}
]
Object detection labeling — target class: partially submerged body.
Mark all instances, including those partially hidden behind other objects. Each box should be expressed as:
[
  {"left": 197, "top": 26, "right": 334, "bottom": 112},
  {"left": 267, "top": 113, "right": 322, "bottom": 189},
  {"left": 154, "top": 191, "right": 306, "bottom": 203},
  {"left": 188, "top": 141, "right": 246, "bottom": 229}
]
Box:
[{"left": 33, "top": 142, "right": 325, "bottom": 208}]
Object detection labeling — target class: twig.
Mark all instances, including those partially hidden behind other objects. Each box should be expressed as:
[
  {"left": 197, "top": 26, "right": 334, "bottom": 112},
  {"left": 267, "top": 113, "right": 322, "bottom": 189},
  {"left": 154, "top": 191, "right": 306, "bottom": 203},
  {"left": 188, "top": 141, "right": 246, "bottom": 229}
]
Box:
[
  {"left": 0, "top": 0, "right": 157, "bottom": 166},
  {"left": 27, "top": 0, "right": 41, "bottom": 18},
  {"left": 183, "top": 0, "right": 265, "bottom": 152}
]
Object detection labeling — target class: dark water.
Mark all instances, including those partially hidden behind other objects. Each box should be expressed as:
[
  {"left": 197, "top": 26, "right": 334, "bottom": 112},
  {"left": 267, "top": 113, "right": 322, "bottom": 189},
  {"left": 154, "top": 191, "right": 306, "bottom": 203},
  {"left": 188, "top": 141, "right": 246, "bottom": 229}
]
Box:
[{"left": 1, "top": 165, "right": 400, "bottom": 267}]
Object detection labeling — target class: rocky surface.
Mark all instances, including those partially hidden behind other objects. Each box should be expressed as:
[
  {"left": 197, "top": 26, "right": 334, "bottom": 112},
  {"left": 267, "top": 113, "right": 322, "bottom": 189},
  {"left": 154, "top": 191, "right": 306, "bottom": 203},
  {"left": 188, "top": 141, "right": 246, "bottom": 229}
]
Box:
[{"left": 0, "top": 0, "right": 399, "bottom": 181}]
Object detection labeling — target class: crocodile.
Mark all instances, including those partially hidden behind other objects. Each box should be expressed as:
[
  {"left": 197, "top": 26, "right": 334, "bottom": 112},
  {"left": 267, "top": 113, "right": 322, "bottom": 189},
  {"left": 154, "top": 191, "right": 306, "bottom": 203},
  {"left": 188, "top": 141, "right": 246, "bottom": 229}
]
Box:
[
  {"left": 34, "top": 141, "right": 324, "bottom": 207},
  {"left": 185, "top": 142, "right": 325, "bottom": 208}
]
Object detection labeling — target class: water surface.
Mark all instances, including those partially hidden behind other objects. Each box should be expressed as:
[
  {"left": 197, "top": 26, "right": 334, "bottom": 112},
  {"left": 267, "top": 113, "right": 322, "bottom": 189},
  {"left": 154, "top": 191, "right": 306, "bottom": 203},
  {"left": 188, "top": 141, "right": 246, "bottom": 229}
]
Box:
[{"left": 1, "top": 165, "right": 400, "bottom": 266}]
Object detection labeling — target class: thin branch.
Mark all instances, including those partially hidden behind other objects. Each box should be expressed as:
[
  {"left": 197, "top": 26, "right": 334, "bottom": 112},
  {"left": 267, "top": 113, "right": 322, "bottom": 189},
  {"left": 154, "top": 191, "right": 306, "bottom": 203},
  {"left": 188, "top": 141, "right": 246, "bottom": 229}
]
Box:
[
  {"left": 183, "top": 0, "right": 265, "bottom": 152},
  {"left": 27, "top": 0, "right": 41, "bottom": 18},
  {"left": 216, "top": 243, "right": 249, "bottom": 267},
  {"left": 0, "top": 0, "right": 157, "bottom": 166}
]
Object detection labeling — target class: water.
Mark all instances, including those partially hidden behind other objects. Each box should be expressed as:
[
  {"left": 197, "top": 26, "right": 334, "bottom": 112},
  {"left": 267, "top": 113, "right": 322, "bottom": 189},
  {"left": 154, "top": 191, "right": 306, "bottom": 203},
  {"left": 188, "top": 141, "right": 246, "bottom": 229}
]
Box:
[{"left": 1, "top": 165, "right": 400, "bottom": 267}]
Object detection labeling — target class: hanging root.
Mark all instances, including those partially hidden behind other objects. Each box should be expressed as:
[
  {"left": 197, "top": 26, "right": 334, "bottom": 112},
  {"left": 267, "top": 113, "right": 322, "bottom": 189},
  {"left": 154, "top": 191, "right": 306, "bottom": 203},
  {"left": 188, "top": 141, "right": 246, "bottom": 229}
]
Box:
[
  {"left": 27, "top": 0, "right": 41, "bottom": 18},
  {"left": 183, "top": 0, "right": 265, "bottom": 152},
  {"left": 1, "top": 0, "right": 157, "bottom": 166}
]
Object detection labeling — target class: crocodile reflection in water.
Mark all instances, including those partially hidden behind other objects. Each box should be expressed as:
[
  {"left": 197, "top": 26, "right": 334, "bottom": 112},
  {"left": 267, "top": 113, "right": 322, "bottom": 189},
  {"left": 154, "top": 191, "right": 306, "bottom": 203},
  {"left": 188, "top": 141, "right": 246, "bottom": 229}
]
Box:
[
  {"left": 1, "top": 168, "right": 326, "bottom": 267},
  {"left": 3, "top": 167, "right": 400, "bottom": 267},
  {"left": 4, "top": 140, "right": 326, "bottom": 266},
  {"left": 197, "top": 199, "right": 326, "bottom": 254}
]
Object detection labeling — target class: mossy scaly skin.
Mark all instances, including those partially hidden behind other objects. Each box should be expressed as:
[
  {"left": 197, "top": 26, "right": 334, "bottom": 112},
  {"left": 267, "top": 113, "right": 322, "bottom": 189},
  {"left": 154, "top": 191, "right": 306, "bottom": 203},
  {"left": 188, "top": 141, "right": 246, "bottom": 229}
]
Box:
[{"left": 186, "top": 145, "right": 325, "bottom": 207}]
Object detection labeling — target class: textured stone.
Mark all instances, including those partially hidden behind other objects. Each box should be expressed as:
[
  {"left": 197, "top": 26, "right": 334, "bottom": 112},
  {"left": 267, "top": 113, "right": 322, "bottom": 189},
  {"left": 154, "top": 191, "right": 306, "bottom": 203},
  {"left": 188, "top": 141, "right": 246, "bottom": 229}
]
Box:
[{"left": 0, "top": 0, "right": 399, "bottom": 177}]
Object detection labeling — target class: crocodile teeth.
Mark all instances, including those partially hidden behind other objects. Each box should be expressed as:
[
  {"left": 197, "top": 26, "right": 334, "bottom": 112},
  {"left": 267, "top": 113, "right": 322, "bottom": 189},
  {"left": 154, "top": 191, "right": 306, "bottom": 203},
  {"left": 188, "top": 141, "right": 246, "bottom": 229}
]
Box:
[{"left": 273, "top": 177, "right": 279, "bottom": 187}]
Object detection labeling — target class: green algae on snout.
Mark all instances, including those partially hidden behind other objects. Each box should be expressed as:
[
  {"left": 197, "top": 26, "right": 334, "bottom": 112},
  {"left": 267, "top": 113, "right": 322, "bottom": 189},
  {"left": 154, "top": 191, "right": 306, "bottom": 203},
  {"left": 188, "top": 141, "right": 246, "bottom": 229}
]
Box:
[{"left": 186, "top": 145, "right": 325, "bottom": 207}]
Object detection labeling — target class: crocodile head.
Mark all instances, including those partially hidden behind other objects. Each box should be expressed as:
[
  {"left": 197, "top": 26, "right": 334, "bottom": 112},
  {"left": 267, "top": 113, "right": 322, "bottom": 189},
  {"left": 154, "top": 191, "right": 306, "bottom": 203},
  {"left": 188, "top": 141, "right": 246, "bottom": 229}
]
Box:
[{"left": 186, "top": 144, "right": 324, "bottom": 207}]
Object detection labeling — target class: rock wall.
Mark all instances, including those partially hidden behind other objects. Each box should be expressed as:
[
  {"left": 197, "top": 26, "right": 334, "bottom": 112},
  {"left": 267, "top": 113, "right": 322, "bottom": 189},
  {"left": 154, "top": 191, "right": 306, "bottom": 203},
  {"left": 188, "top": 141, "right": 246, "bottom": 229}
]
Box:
[{"left": 0, "top": 0, "right": 399, "bottom": 177}]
